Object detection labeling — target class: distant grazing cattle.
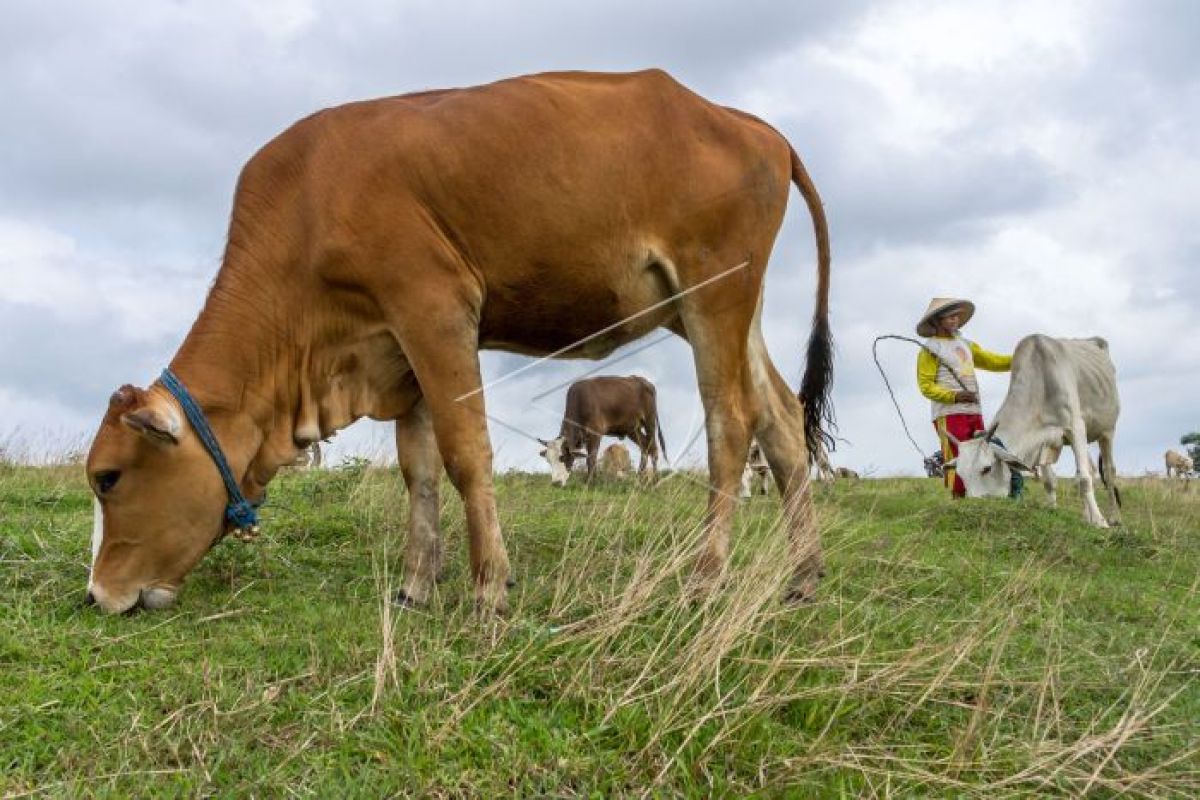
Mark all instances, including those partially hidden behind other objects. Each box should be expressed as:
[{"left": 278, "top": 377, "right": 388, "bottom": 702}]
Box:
[
  {"left": 924, "top": 450, "right": 945, "bottom": 478},
  {"left": 82, "top": 69, "right": 833, "bottom": 615},
  {"left": 600, "top": 443, "right": 633, "bottom": 478},
  {"left": 945, "top": 335, "right": 1120, "bottom": 527},
  {"left": 740, "top": 439, "right": 772, "bottom": 498},
  {"left": 835, "top": 467, "right": 859, "bottom": 480},
  {"left": 539, "top": 376, "right": 667, "bottom": 486},
  {"left": 289, "top": 442, "right": 322, "bottom": 468},
  {"left": 1165, "top": 449, "right": 1193, "bottom": 478},
  {"left": 810, "top": 440, "right": 836, "bottom": 483}
]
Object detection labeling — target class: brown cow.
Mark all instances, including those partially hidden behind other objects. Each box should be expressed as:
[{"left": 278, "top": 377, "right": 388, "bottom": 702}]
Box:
[
  {"left": 600, "top": 443, "right": 633, "bottom": 479},
  {"left": 83, "top": 69, "right": 832, "bottom": 615},
  {"left": 538, "top": 375, "right": 665, "bottom": 485}
]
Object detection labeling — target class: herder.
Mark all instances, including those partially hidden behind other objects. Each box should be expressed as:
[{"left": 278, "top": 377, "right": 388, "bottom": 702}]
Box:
[{"left": 916, "top": 298, "right": 1012, "bottom": 498}]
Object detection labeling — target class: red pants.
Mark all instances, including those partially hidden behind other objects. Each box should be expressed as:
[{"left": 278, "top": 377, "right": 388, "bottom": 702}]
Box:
[{"left": 934, "top": 414, "right": 985, "bottom": 497}]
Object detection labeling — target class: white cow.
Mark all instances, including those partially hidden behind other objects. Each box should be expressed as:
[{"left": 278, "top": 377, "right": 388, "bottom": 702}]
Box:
[
  {"left": 1165, "top": 449, "right": 1193, "bottom": 479},
  {"left": 945, "top": 335, "right": 1121, "bottom": 527},
  {"left": 740, "top": 439, "right": 772, "bottom": 498}
]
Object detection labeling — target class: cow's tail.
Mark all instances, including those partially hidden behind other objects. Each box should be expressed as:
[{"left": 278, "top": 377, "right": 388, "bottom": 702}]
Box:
[
  {"left": 789, "top": 144, "right": 835, "bottom": 458},
  {"left": 655, "top": 406, "right": 668, "bottom": 463}
]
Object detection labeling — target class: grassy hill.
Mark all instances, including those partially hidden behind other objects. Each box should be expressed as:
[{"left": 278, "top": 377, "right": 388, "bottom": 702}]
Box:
[{"left": 2, "top": 462, "right": 1197, "bottom": 797}]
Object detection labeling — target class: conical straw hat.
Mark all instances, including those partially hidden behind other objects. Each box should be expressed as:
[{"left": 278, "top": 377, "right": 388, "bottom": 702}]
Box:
[{"left": 916, "top": 297, "right": 975, "bottom": 337}]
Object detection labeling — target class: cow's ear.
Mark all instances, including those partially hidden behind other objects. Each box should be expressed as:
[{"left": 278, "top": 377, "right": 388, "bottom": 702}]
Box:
[
  {"left": 121, "top": 398, "right": 182, "bottom": 446},
  {"left": 537, "top": 438, "right": 549, "bottom": 446},
  {"left": 943, "top": 458, "right": 957, "bottom": 469},
  {"left": 988, "top": 443, "right": 1031, "bottom": 472}
]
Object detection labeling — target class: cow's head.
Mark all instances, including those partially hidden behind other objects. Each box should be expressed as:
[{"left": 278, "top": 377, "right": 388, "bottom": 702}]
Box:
[
  {"left": 945, "top": 433, "right": 1033, "bottom": 497},
  {"left": 84, "top": 385, "right": 231, "bottom": 613},
  {"left": 537, "top": 436, "right": 584, "bottom": 487}
]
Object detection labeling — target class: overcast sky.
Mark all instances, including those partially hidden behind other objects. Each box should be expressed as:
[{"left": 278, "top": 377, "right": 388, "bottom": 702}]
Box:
[{"left": 2, "top": 0, "right": 1197, "bottom": 476}]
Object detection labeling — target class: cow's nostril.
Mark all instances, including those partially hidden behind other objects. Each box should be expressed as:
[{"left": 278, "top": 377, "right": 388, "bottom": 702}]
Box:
[{"left": 83, "top": 591, "right": 96, "bottom": 607}]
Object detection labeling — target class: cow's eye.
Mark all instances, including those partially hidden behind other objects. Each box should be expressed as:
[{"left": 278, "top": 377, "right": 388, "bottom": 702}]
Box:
[
  {"left": 980, "top": 465, "right": 992, "bottom": 476},
  {"left": 95, "top": 470, "right": 121, "bottom": 495}
]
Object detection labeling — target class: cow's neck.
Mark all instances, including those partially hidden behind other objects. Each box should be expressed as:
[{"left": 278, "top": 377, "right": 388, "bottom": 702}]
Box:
[
  {"left": 991, "top": 406, "right": 1057, "bottom": 467},
  {"left": 168, "top": 272, "right": 417, "bottom": 500},
  {"left": 169, "top": 286, "right": 298, "bottom": 500}
]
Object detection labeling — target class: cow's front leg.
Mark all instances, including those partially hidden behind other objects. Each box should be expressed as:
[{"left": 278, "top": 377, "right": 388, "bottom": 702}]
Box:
[
  {"left": 395, "top": 398, "right": 444, "bottom": 607},
  {"left": 585, "top": 435, "right": 601, "bottom": 482},
  {"left": 1069, "top": 429, "right": 1108, "bottom": 528},
  {"left": 393, "top": 310, "right": 510, "bottom": 613},
  {"left": 1039, "top": 463, "right": 1058, "bottom": 508}
]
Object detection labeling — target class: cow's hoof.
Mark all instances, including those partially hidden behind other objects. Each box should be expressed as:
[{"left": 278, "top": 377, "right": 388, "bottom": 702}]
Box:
[
  {"left": 473, "top": 598, "right": 510, "bottom": 618},
  {"left": 393, "top": 590, "right": 426, "bottom": 609},
  {"left": 783, "top": 571, "right": 822, "bottom": 605},
  {"left": 783, "top": 589, "right": 816, "bottom": 606}
]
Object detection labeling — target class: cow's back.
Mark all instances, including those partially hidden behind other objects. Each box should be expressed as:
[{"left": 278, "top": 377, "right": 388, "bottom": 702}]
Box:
[
  {"left": 245, "top": 70, "right": 794, "bottom": 355},
  {"left": 1009, "top": 334, "right": 1118, "bottom": 437}
]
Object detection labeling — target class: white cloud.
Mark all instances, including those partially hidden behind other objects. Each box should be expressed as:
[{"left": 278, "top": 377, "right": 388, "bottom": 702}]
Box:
[{"left": 0, "top": 0, "right": 1196, "bottom": 476}]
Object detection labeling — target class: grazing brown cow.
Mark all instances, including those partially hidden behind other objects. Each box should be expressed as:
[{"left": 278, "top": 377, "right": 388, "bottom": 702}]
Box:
[
  {"left": 83, "top": 69, "right": 833, "bottom": 615},
  {"left": 538, "top": 375, "right": 665, "bottom": 485},
  {"left": 1165, "top": 449, "right": 1193, "bottom": 478},
  {"left": 600, "top": 443, "right": 633, "bottom": 479}
]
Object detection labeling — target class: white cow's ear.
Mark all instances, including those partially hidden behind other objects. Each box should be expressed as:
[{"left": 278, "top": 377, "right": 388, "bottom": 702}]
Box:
[
  {"left": 989, "top": 443, "right": 1032, "bottom": 472},
  {"left": 537, "top": 438, "right": 549, "bottom": 446}
]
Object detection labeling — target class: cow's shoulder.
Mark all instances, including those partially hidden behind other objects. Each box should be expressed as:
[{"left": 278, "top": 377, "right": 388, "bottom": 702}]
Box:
[{"left": 1012, "top": 333, "right": 1061, "bottom": 368}]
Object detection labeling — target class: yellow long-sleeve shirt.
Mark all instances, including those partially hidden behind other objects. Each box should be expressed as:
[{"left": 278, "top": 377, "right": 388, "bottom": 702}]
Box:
[{"left": 917, "top": 335, "right": 1011, "bottom": 420}]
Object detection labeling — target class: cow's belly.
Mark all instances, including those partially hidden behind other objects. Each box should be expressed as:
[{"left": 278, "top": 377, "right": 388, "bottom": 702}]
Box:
[{"left": 477, "top": 254, "right": 678, "bottom": 358}]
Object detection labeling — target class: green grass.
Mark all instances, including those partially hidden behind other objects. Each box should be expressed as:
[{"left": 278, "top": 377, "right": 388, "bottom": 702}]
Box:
[{"left": 2, "top": 460, "right": 1197, "bottom": 797}]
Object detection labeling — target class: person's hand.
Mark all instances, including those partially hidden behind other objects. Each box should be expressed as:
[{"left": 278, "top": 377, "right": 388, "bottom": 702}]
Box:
[{"left": 955, "top": 390, "right": 978, "bottom": 404}]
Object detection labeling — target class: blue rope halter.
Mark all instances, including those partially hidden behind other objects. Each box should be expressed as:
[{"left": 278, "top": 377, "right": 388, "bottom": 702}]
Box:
[
  {"left": 160, "top": 369, "right": 261, "bottom": 532},
  {"left": 989, "top": 434, "right": 1026, "bottom": 499}
]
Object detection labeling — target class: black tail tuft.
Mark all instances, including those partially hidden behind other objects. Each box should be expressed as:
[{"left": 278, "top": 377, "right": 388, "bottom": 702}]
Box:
[{"left": 800, "top": 314, "right": 835, "bottom": 460}]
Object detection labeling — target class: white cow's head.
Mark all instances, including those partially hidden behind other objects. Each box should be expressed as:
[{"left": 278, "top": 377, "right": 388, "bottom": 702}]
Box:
[
  {"left": 538, "top": 437, "right": 584, "bottom": 487},
  {"left": 946, "top": 434, "right": 1033, "bottom": 497}
]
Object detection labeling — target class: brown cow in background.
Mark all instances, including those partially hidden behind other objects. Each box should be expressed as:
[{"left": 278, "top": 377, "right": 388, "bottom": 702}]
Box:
[{"left": 539, "top": 375, "right": 666, "bottom": 485}]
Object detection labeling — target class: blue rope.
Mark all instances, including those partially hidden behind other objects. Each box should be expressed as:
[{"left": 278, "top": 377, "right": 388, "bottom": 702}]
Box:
[{"left": 160, "top": 369, "right": 260, "bottom": 529}]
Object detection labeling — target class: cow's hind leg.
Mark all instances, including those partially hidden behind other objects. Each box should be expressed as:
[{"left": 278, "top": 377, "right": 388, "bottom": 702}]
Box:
[
  {"left": 1098, "top": 433, "right": 1122, "bottom": 525},
  {"left": 749, "top": 330, "right": 823, "bottom": 601},
  {"left": 395, "top": 398, "right": 444, "bottom": 607},
  {"left": 679, "top": 300, "right": 758, "bottom": 592}
]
